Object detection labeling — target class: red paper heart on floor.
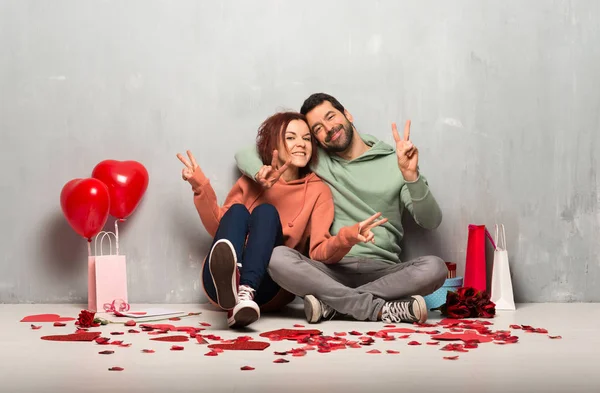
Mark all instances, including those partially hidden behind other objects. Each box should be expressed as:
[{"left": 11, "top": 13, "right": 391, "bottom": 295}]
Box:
[
  {"left": 21, "top": 314, "right": 76, "bottom": 323},
  {"left": 150, "top": 335, "right": 189, "bottom": 342},
  {"left": 431, "top": 330, "right": 493, "bottom": 343},
  {"left": 140, "top": 324, "right": 176, "bottom": 331},
  {"left": 259, "top": 329, "right": 321, "bottom": 340},
  {"left": 208, "top": 341, "right": 270, "bottom": 351},
  {"left": 379, "top": 328, "right": 417, "bottom": 334},
  {"left": 41, "top": 332, "right": 102, "bottom": 341}
]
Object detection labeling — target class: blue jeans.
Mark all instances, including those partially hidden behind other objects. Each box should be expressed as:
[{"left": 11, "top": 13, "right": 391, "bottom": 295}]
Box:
[{"left": 202, "top": 204, "right": 284, "bottom": 306}]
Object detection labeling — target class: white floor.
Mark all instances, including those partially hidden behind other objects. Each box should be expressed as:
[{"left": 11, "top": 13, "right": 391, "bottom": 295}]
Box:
[{"left": 1, "top": 303, "right": 597, "bottom": 393}]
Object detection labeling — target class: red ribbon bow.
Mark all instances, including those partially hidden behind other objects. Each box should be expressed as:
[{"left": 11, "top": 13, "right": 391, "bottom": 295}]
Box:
[{"left": 103, "top": 299, "right": 130, "bottom": 313}]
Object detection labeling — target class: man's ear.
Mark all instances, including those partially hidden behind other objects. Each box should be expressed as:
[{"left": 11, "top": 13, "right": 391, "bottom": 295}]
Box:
[{"left": 344, "top": 109, "right": 354, "bottom": 123}]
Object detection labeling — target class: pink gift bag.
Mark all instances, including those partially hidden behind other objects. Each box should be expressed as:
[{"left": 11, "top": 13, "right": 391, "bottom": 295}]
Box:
[
  {"left": 464, "top": 224, "right": 496, "bottom": 292},
  {"left": 88, "top": 231, "right": 128, "bottom": 312}
]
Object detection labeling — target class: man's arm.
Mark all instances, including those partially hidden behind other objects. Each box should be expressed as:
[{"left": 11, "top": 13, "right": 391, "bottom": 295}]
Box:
[
  {"left": 401, "top": 174, "right": 442, "bottom": 229},
  {"left": 391, "top": 120, "right": 442, "bottom": 229},
  {"left": 234, "top": 144, "right": 263, "bottom": 180}
]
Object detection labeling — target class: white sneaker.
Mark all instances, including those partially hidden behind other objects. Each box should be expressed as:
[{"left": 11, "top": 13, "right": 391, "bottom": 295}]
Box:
[
  {"left": 303, "top": 295, "right": 336, "bottom": 323},
  {"left": 227, "top": 285, "right": 260, "bottom": 328},
  {"left": 209, "top": 239, "right": 239, "bottom": 310}
]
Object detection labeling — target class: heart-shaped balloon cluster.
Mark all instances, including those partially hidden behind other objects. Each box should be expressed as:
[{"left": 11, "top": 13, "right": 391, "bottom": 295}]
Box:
[{"left": 60, "top": 160, "right": 149, "bottom": 241}]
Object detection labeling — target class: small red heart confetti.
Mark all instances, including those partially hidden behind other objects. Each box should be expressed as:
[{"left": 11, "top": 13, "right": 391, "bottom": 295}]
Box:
[
  {"left": 383, "top": 324, "right": 396, "bottom": 328},
  {"left": 199, "top": 322, "right": 211, "bottom": 327},
  {"left": 110, "top": 332, "right": 124, "bottom": 335},
  {"left": 110, "top": 341, "right": 123, "bottom": 346},
  {"left": 108, "top": 367, "right": 124, "bottom": 371},
  {"left": 398, "top": 335, "right": 411, "bottom": 339},
  {"left": 95, "top": 337, "right": 110, "bottom": 344},
  {"left": 150, "top": 336, "right": 189, "bottom": 342},
  {"left": 119, "top": 343, "right": 131, "bottom": 347},
  {"left": 443, "top": 356, "right": 459, "bottom": 360},
  {"left": 128, "top": 329, "right": 140, "bottom": 334},
  {"left": 75, "top": 328, "right": 88, "bottom": 333},
  {"left": 169, "top": 317, "right": 181, "bottom": 321},
  {"left": 171, "top": 345, "right": 185, "bottom": 351},
  {"left": 334, "top": 332, "right": 347, "bottom": 336},
  {"left": 273, "top": 358, "right": 290, "bottom": 363},
  {"left": 510, "top": 325, "right": 521, "bottom": 329},
  {"left": 124, "top": 320, "right": 136, "bottom": 327},
  {"left": 208, "top": 341, "right": 270, "bottom": 351},
  {"left": 240, "top": 366, "right": 255, "bottom": 371},
  {"left": 53, "top": 322, "right": 66, "bottom": 327},
  {"left": 31, "top": 325, "right": 42, "bottom": 330},
  {"left": 549, "top": 335, "right": 562, "bottom": 339},
  {"left": 142, "top": 349, "right": 155, "bottom": 353},
  {"left": 196, "top": 336, "right": 208, "bottom": 344},
  {"left": 348, "top": 331, "right": 362, "bottom": 336},
  {"left": 408, "top": 341, "right": 421, "bottom": 346},
  {"left": 274, "top": 351, "right": 288, "bottom": 355},
  {"left": 427, "top": 341, "right": 440, "bottom": 346},
  {"left": 366, "top": 349, "right": 381, "bottom": 354},
  {"left": 293, "top": 324, "right": 305, "bottom": 328},
  {"left": 99, "top": 350, "right": 114, "bottom": 355},
  {"left": 204, "top": 351, "right": 219, "bottom": 356},
  {"left": 383, "top": 337, "right": 396, "bottom": 341},
  {"left": 386, "top": 350, "right": 400, "bottom": 354}
]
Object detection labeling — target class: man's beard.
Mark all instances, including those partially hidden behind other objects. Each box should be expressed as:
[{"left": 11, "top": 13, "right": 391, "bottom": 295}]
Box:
[{"left": 323, "top": 120, "right": 354, "bottom": 153}]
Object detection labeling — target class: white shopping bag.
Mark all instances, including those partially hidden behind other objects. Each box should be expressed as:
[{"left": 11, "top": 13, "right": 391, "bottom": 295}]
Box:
[{"left": 490, "top": 224, "right": 516, "bottom": 310}]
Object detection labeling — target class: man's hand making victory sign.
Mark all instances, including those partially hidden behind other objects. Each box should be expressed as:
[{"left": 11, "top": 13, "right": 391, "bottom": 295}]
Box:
[{"left": 392, "top": 120, "right": 419, "bottom": 182}]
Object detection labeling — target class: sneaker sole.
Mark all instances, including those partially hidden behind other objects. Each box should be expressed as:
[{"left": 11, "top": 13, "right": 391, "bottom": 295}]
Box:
[
  {"left": 209, "top": 240, "right": 238, "bottom": 310},
  {"left": 228, "top": 307, "right": 259, "bottom": 328},
  {"left": 303, "top": 295, "right": 321, "bottom": 324},
  {"left": 413, "top": 295, "right": 428, "bottom": 323}
]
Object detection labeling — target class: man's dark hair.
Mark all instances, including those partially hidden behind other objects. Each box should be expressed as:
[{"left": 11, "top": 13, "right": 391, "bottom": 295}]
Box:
[{"left": 300, "top": 93, "right": 345, "bottom": 116}]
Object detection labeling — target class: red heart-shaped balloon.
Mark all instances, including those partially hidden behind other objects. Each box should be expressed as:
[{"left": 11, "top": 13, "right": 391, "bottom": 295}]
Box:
[
  {"left": 92, "top": 160, "right": 149, "bottom": 219},
  {"left": 60, "top": 178, "right": 110, "bottom": 241}
]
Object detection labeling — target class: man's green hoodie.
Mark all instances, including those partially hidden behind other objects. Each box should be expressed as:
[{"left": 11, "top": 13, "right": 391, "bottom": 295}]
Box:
[{"left": 235, "top": 134, "right": 442, "bottom": 264}]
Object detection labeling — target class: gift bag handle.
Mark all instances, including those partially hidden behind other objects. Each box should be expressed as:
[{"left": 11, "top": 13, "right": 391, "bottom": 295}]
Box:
[
  {"left": 468, "top": 224, "right": 496, "bottom": 249},
  {"left": 494, "top": 224, "right": 507, "bottom": 251},
  {"left": 94, "top": 231, "right": 117, "bottom": 256}
]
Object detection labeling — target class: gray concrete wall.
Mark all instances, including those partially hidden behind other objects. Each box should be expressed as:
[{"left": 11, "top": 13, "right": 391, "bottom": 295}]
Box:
[{"left": 1, "top": 0, "right": 599, "bottom": 303}]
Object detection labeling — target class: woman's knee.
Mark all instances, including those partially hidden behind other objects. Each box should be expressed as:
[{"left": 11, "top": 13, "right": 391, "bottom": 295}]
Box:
[
  {"left": 250, "top": 203, "right": 279, "bottom": 219},
  {"left": 226, "top": 203, "right": 250, "bottom": 217}
]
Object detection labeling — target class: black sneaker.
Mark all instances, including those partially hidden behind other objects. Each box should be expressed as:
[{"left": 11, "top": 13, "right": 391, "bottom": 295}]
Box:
[
  {"left": 381, "top": 295, "right": 427, "bottom": 324},
  {"left": 303, "top": 295, "right": 336, "bottom": 323}
]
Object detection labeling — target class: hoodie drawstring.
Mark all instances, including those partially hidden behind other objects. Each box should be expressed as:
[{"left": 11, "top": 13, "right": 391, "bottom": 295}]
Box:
[{"left": 287, "top": 176, "right": 310, "bottom": 228}]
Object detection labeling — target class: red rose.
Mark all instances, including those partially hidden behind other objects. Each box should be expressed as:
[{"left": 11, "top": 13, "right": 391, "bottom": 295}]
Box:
[
  {"left": 76, "top": 310, "right": 98, "bottom": 328},
  {"left": 476, "top": 301, "right": 496, "bottom": 318},
  {"left": 446, "top": 304, "right": 471, "bottom": 319},
  {"left": 457, "top": 287, "right": 478, "bottom": 301}
]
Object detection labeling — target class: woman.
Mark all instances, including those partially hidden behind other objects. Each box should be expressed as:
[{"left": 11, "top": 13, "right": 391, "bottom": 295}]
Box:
[{"left": 177, "top": 112, "right": 386, "bottom": 328}]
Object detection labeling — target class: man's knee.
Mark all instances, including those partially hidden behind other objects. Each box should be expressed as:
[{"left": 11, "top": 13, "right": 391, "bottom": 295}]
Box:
[
  {"left": 423, "top": 255, "right": 447, "bottom": 288},
  {"left": 268, "top": 246, "right": 301, "bottom": 276}
]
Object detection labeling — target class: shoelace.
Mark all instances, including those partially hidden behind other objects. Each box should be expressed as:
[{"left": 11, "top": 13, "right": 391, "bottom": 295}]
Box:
[
  {"left": 238, "top": 285, "right": 255, "bottom": 302},
  {"left": 384, "top": 301, "right": 412, "bottom": 322}
]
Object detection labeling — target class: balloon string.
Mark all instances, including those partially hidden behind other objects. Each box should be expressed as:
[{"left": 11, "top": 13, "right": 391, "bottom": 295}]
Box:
[
  {"left": 115, "top": 220, "right": 119, "bottom": 256},
  {"left": 87, "top": 240, "right": 92, "bottom": 257}
]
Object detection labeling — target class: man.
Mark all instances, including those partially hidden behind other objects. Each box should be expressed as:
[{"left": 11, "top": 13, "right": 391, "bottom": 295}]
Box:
[{"left": 235, "top": 93, "right": 447, "bottom": 324}]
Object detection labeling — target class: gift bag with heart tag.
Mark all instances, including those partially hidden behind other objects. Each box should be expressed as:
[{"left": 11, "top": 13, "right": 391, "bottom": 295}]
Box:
[
  {"left": 88, "top": 230, "right": 128, "bottom": 312},
  {"left": 491, "top": 224, "right": 515, "bottom": 310}
]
